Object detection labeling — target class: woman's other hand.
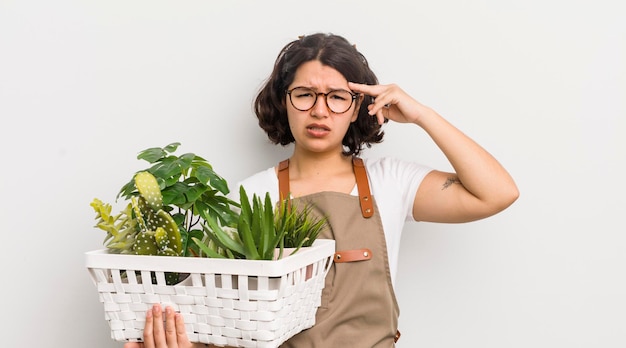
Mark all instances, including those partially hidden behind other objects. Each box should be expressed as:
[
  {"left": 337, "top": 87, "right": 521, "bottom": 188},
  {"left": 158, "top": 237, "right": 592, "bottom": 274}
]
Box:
[{"left": 123, "top": 304, "right": 201, "bottom": 348}]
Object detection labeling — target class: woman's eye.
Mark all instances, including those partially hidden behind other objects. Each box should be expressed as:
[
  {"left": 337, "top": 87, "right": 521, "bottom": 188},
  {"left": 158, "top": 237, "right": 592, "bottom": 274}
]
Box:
[
  {"left": 330, "top": 92, "right": 349, "bottom": 101},
  {"left": 295, "top": 90, "right": 314, "bottom": 98}
]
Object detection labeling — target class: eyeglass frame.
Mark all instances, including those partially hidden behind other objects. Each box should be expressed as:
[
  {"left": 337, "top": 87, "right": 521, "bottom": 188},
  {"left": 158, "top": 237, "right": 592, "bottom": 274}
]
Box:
[{"left": 285, "top": 87, "right": 359, "bottom": 114}]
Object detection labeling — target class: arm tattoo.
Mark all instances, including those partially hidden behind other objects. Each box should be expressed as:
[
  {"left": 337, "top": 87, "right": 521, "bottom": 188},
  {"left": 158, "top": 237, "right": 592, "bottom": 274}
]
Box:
[{"left": 441, "top": 177, "right": 462, "bottom": 190}]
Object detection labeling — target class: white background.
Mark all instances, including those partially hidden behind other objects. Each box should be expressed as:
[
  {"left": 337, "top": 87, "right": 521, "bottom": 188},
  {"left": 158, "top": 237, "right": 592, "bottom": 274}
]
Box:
[{"left": 1, "top": 0, "right": 624, "bottom": 347}]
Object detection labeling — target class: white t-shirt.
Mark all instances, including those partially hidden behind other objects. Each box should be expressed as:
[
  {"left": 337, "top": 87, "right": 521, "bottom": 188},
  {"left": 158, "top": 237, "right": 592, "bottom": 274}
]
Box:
[{"left": 231, "top": 157, "right": 433, "bottom": 286}]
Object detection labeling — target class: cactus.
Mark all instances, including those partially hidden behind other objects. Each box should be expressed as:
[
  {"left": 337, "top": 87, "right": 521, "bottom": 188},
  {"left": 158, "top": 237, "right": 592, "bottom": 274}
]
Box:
[
  {"left": 92, "top": 171, "right": 184, "bottom": 284},
  {"left": 129, "top": 168, "right": 201, "bottom": 285},
  {"left": 129, "top": 172, "right": 182, "bottom": 257},
  {"left": 134, "top": 171, "right": 162, "bottom": 210}
]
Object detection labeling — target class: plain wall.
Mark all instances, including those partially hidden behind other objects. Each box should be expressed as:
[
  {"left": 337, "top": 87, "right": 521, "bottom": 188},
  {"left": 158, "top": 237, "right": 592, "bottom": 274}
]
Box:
[{"left": 1, "top": 0, "right": 624, "bottom": 347}]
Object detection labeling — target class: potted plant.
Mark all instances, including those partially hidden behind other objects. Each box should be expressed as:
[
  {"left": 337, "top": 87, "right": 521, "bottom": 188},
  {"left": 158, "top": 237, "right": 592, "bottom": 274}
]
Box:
[{"left": 86, "top": 142, "right": 336, "bottom": 347}]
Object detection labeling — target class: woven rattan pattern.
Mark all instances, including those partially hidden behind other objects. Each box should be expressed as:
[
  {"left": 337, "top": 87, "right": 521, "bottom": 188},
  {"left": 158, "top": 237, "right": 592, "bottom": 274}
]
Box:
[{"left": 90, "top": 255, "right": 330, "bottom": 347}]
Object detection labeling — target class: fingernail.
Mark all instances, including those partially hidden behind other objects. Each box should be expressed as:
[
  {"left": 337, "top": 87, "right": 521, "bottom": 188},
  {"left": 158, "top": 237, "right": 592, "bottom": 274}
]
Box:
[{"left": 146, "top": 309, "right": 152, "bottom": 318}]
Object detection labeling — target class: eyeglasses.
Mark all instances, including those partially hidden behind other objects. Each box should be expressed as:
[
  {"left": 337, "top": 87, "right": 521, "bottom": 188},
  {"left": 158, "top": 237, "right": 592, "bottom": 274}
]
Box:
[{"left": 286, "top": 87, "right": 358, "bottom": 114}]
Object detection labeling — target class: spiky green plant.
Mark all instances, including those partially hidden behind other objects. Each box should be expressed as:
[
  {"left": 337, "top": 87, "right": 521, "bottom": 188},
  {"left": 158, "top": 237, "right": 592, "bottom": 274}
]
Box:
[
  {"left": 193, "top": 186, "right": 328, "bottom": 260},
  {"left": 278, "top": 202, "right": 327, "bottom": 250}
]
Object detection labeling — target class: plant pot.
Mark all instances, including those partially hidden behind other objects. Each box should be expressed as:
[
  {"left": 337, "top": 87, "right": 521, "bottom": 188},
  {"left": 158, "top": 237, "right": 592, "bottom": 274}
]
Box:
[{"left": 85, "top": 239, "right": 335, "bottom": 347}]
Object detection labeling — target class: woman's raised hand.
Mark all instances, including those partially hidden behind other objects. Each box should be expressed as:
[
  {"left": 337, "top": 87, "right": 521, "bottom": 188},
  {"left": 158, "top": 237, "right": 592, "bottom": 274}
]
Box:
[{"left": 348, "top": 82, "right": 434, "bottom": 126}]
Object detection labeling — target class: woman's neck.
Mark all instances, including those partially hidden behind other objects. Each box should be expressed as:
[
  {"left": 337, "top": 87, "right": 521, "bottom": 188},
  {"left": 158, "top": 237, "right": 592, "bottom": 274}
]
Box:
[
  {"left": 283, "top": 150, "right": 356, "bottom": 197},
  {"left": 288, "top": 149, "right": 353, "bottom": 181}
]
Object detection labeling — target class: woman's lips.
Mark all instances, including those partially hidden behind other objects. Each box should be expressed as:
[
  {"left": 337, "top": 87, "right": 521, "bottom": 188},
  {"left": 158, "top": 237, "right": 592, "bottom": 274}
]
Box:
[{"left": 306, "top": 124, "right": 330, "bottom": 137}]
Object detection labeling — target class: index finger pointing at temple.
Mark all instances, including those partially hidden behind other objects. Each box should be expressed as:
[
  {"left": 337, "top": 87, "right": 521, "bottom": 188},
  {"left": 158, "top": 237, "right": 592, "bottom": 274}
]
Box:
[{"left": 348, "top": 82, "right": 380, "bottom": 96}]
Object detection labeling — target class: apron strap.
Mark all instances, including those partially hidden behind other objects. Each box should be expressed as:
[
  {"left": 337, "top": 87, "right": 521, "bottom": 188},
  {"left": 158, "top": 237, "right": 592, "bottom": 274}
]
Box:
[
  {"left": 334, "top": 248, "right": 372, "bottom": 263},
  {"left": 352, "top": 157, "right": 374, "bottom": 218},
  {"left": 276, "top": 157, "right": 374, "bottom": 218},
  {"left": 277, "top": 159, "right": 290, "bottom": 202}
]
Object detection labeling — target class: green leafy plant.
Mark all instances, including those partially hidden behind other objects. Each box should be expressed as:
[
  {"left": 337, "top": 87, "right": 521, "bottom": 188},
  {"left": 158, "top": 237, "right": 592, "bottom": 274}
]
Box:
[
  {"left": 193, "top": 186, "right": 328, "bottom": 260},
  {"left": 90, "top": 142, "right": 240, "bottom": 259}
]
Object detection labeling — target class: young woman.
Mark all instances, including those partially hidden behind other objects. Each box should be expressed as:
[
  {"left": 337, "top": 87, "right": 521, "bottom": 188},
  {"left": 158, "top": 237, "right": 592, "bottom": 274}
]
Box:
[{"left": 126, "top": 33, "right": 518, "bottom": 348}]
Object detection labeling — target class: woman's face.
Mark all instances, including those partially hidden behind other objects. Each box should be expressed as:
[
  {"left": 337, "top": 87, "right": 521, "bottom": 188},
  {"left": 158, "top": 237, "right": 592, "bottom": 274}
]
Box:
[{"left": 285, "top": 60, "right": 359, "bottom": 156}]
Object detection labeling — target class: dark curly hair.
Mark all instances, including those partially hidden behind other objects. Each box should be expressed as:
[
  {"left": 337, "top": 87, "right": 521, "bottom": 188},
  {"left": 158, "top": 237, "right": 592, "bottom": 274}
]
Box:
[{"left": 254, "top": 33, "right": 384, "bottom": 156}]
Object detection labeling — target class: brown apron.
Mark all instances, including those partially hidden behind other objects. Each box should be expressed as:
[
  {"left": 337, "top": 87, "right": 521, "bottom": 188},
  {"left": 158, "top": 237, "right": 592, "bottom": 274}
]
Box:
[{"left": 278, "top": 157, "right": 400, "bottom": 347}]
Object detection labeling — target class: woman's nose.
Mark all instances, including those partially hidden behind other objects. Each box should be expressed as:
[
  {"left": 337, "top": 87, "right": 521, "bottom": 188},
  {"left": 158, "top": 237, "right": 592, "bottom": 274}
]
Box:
[{"left": 310, "top": 94, "right": 330, "bottom": 118}]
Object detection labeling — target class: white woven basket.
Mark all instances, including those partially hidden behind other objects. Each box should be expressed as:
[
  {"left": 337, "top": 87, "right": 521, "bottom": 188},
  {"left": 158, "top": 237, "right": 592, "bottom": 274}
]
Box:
[{"left": 85, "top": 239, "right": 335, "bottom": 348}]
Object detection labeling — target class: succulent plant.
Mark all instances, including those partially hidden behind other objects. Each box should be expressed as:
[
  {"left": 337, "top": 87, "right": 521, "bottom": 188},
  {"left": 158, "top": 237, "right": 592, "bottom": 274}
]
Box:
[
  {"left": 130, "top": 171, "right": 182, "bottom": 256},
  {"left": 193, "top": 186, "right": 328, "bottom": 260},
  {"left": 91, "top": 171, "right": 183, "bottom": 256},
  {"left": 278, "top": 202, "right": 327, "bottom": 250},
  {"left": 90, "top": 199, "right": 137, "bottom": 253},
  {"left": 92, "top": 171, "right": 187, "bottom": 284}
]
